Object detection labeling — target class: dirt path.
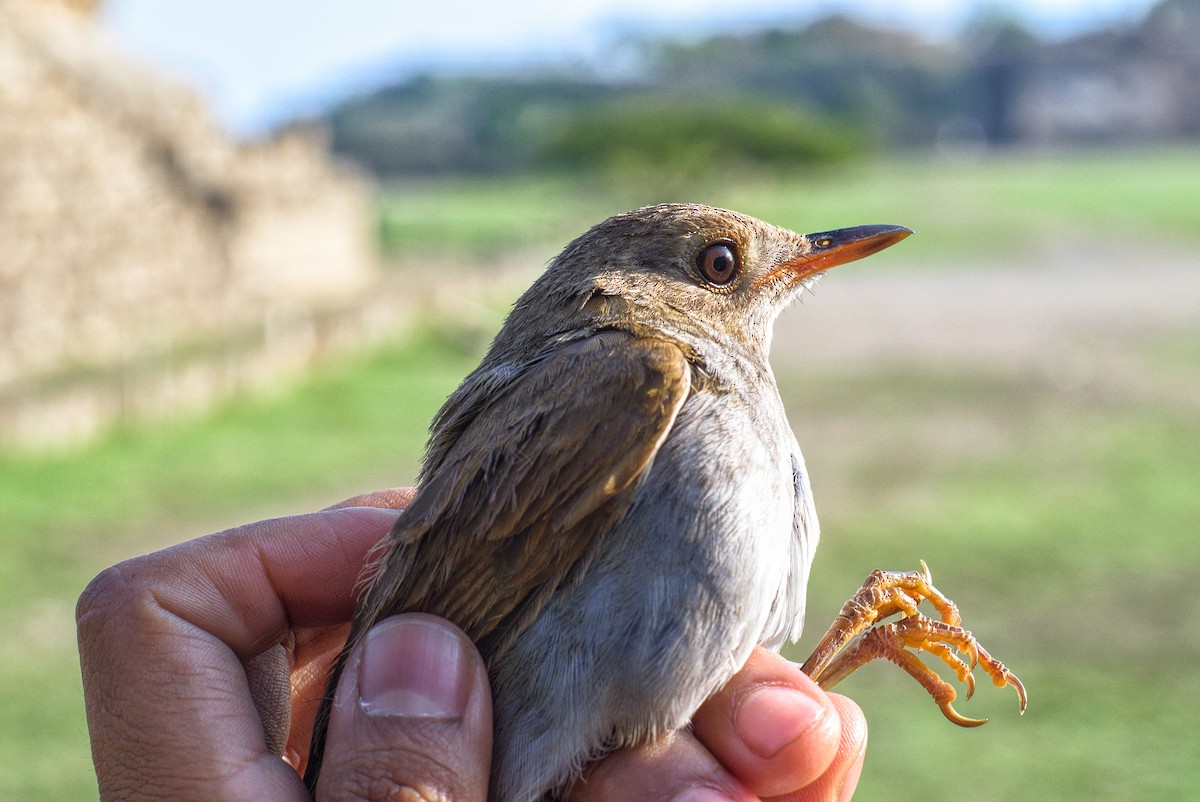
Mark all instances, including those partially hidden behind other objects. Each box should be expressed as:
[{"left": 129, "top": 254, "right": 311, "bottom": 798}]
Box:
[{"left": 773, "top": 244, "right": 1200, "bottom": 405}]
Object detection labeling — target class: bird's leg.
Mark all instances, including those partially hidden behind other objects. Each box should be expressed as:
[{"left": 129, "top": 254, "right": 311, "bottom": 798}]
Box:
[{"left": 800, "top": 561, "right": 1027, "bottom": 726}]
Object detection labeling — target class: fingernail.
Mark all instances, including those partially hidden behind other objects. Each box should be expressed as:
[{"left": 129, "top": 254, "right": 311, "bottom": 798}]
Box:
[
  {"left": 671, "top": 788, "right": 740, "bottom": 802},
  {"left": 358, "top": 616, "right": 474, "bottom": 718},
  {"left": 735, "top": 685, "right": 827, "bottom": 759}
]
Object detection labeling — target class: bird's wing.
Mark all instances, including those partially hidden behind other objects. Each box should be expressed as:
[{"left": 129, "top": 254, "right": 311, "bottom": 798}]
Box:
[{"left": 354, "top": 329, "right": 691, "bottom": 654}]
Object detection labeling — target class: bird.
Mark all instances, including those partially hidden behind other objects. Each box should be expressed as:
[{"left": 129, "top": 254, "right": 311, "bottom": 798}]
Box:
[{"left": 303, "top": 203, "right": 1024, "bottom": 801}]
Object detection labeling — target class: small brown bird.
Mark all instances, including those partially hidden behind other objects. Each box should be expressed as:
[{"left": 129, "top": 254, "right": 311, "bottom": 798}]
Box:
[{"left": 304, "top": 204, "right": 1024, "bottom": 801}]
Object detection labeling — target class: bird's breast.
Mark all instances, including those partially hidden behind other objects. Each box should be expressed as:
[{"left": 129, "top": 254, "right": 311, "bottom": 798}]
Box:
[
  {"left": 565, "top": 385, "right": 798, "bottom": 718},
  {"left": 484, "top": 375, "right": 807, "bottom": 802}
]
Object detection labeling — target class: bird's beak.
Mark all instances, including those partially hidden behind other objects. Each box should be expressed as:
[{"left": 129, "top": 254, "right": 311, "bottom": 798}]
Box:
[{"left": 780, "top": 224, "right": 912, "bottom": 283}]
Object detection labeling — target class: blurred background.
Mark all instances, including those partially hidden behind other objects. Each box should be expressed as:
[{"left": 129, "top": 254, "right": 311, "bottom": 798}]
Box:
[{"left": 2, "top": 0, "right": 1198, "bottom": 798}]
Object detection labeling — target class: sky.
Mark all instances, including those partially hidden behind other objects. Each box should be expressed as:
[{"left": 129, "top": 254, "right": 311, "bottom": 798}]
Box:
[{"left": 101, "top": 0, "right": 1159, "bottom": 135}]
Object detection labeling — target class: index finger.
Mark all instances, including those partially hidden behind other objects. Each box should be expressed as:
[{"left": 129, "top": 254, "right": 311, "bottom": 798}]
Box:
[
  {"left": 125, "top": 506, "right": 404, "bottom": 656},
  {"left": 76, "top": 506, "right": 402, "bottom": 800}
]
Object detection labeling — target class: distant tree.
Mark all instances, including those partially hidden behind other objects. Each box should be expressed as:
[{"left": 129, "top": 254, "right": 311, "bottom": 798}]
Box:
[
  {"left": 960, "top": 11, "right": 1041, "bottom": 145},
  {"left": 328, "top": 75, "right": 630, "bottom": 176},
  {"left": 536, "top": 93, "right": 866, "bottom": 180},
  {"left": 646, "top": 16, "right": 962, "bottom": 145},
  {"left": 319, "top": 1, "right": 1198, "bottom": 176}
]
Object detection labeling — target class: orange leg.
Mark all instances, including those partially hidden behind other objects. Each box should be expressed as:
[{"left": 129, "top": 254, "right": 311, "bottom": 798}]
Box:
[{"left": 800, "top": 562, "right": 1027, "bottom": 726}]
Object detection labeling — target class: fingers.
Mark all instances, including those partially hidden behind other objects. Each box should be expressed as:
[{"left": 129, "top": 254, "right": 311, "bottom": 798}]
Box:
[
  {"left": 127, "top": 506, "right": 403, "bottom": 650},
  {"left": 76, "top": 506, "right": 401, "bottom": 800},
  {"left": 692, "top": 648, "right": 868, "bottom": 801},
  {"left": 327, "top": 486, "right": 418, "bottom": 511},
  {"left": 569, "top": 732, "right": 757, "bottom": 802},
  {"left": 314, "top": 614, "right": 493, "bottom": 802},
  {"left": 285, "top": 623, "right": 351, "bottom": 768},
  {"left": 777, "top": 694, "right": 867, "bottom": 802},
  {"left": 571, "top": 648, "right": 867, "bottom": 802}
]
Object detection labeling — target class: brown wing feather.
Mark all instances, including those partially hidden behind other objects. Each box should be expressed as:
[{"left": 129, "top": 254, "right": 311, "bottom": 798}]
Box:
[
  {"left": 360, "top": 331, "right": 689, "bottom": 646},
  {"left": 304, "top": 331, "right": 689, "bottom": 786}
]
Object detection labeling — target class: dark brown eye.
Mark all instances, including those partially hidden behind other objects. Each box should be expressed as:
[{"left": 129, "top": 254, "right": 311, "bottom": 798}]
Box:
[{"left": 696, "top": 240, "right": 739, "bottom": 287}]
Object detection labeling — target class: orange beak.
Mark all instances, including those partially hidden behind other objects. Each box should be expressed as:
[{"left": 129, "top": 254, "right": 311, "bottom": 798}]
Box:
[{"left": 781, "top": 224, "right": 912, "bottom": 283}]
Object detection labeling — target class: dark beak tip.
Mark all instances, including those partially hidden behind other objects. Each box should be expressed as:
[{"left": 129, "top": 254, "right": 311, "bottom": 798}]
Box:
[
  {"left": 792, "top": 223, "right": 913, "bottom": 273},
  {"left": 857, "top": 224, "right": 913, "bottom": 241},
  {"left": 886, "top": 225, "right": 914, "bottom": 246},
  {"left": 806, "top": 223, "right": 913, "bottom": 244}
]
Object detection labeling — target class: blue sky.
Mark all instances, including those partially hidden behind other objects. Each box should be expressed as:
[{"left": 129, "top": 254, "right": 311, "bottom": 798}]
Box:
[{"left": 101, "top": 0, "right": 1158, "bottom": 134}]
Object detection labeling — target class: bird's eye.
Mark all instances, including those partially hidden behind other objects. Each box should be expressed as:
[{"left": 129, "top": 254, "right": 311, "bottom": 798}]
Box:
[{"left": 696, "top": 240, "right": 740, "bottom": 287}]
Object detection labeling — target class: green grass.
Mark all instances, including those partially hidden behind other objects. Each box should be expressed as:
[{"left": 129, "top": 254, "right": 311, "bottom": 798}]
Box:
[
  {"left": 6, "top": 148, "right": 1199, "bottom": 799},
  {"left": 780, "top": 362, "right": 1200, "bottom": 800},
  {"left": 790, "top": 403, "right": 1200, "bottom": 799},
  {"left": 380, "top": 148, "right": 1200, "bottom": 266},
  {"left": 0, "top": 332, "right": 481, "bottom": 800}
]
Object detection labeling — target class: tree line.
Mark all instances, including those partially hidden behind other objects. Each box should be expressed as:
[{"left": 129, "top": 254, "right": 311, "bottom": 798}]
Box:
[{"left": 318, "top": 0, "right": 1200, "bottom": 178}]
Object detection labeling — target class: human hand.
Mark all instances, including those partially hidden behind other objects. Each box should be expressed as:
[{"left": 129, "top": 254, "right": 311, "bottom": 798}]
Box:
[
  {"left": 570, "top": 646, "right": 866, "bottom": 802},
  {"left": 77, "top": 489, "right": 865, "bottom": 801}
]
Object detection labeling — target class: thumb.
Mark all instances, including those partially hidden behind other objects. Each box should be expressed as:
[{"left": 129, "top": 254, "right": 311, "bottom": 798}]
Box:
[{"left": 314, "top": 614, "right": 493, "bottom": 802}]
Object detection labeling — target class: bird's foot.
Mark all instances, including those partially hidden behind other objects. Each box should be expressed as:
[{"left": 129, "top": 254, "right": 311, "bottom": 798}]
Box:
[{"left": 800, "top": 561, "right": 1026, "bottom": 726}]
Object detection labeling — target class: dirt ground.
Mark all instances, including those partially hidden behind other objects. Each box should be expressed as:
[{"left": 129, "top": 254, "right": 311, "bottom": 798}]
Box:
[{"left": 774, "top": 242, "right": 1200, "bottom": 402}]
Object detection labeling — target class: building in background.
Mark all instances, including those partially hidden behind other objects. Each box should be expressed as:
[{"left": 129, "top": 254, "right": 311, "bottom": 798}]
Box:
[{"left": 0, "top": 0, "right": 387, "bottom": 448}]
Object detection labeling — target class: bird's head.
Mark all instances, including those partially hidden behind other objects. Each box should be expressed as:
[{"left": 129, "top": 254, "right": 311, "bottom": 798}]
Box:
[{"left": 500, "top": 204, "right": 910, "bottom": 364}]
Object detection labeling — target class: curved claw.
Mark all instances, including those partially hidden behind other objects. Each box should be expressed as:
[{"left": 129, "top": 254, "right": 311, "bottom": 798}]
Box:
[
  {"left": 1010, "top": 672, "right": 1029, "bottom": 714},
  {"left": 919, "top": 559, "right": 932, "bottom": 583},
  {"left": 964, "top": 638, "right": 980, "bottom": 671},
  {"left": 976, "top": 644, "right": 1028, "bottom": 714},
  {"left": 965, "top": 669, "right": 976, "bottom": 700},
  {"left": 940, "top": 698, "right": 988, "bottom": 728}
]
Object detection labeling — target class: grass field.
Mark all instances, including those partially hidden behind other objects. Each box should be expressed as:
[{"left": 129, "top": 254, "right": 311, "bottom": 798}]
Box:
[
  {"left": 3, "top": 148, "right": 1198, "bottom": 799},
  {"left": 380, "top": 148, "right": 1200, "bottom": 265}
]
